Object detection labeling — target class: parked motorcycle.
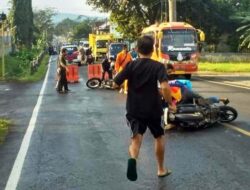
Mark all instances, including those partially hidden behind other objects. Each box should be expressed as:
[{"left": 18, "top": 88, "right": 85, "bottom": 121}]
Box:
[{"left": 168, "top": 98, "right": 238, "bottom": 128}]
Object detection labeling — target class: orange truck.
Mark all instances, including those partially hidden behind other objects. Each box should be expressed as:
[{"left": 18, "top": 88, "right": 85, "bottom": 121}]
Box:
[{"left": 142, "top": 22, "right": 205, "bottom": 79}]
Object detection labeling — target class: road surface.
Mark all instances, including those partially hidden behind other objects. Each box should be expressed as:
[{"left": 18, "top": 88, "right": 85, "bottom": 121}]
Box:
[{"left": 0, "top": 56, "right": 250, "bottom": 190}]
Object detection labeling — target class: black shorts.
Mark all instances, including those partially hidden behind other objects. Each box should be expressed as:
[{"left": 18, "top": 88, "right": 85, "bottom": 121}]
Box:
[{"left": 126, "top": 114, "right": 164, "bottom": 139}]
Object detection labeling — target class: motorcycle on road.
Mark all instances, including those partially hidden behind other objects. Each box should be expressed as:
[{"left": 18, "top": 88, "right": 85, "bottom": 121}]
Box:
[{"left": 168, "top": 98, "right": 238, "bottom": 128}]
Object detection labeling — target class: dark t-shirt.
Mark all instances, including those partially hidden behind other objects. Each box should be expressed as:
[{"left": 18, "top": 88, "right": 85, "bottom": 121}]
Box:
[
  {"left": 101, "top": 56, "right": 111, "bottom": 71},
  {"left": 114, "top": 58, "right": 168, "bottom": 119}
]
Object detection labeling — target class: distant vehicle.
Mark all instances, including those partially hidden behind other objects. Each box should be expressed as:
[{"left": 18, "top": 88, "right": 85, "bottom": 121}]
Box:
[
  {"left": 142, "top": 22, "right": 205, "bottom": 79},
  {"left": 89, "top": 33, "right": 113, "bottom": 60},
  {"left": 79, "top": 41, "right": 89, "bottom": 51},
  {"left": 108, "top": 42, "right": 124, "bottom": 60},
  {"left": 61, "top": 45, "right": 79, "bottom": 63}
]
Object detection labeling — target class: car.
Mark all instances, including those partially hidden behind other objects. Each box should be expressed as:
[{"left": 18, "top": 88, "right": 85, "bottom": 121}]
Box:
[
  {"left": 108, "top": 42, "right": 124, "bottom": 61},
  {"left": 79, "top": 41, "right": 89, "bottom": 51},
  {"left": 61, "top": 45, "right": 79, "bottom": 63}
]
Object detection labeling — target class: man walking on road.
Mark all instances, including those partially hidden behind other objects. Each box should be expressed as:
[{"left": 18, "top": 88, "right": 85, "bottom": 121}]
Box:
[{"left": 113, "top": 36, "right": 176, "bottom": 181}]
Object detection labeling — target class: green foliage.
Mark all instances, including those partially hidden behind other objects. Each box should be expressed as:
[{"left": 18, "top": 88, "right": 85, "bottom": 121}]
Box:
[
  {"left": 54, "top": 18, "right": 78, "bottom": 37},
  {"left": 0, "top": 119, "right": 11, "bottom": 144},
  {"left": 87, "top": 0, "right": 161, "bottom": 40},
  {"left": 236, "top": 15, "right": 250, "bottom": 50},
  {"left": 72, "top": 19, "right": 93, "bottom": 40},
  {"left": 54, "top": 18, "right": 95, "bottom": 41},
  {"left": 198, "top": 62, "right": 250, "bottom": 72},
  {"left": 19, "top": 54, "right": 49, "bottom": 82},
  {"left": 200, "top": 53, "right": 250, "bottom": 63},
  {"left": 33, "top": 8, "right": 56, "bottom": 45},
  {"left": 1, "top": 49, "right": 47, "bottom": 80},
  {"left": 12, "top": 0, "right": 34, "bottom": 49},
  {"left": 87, "top": 0, "right": 250, "bottom": 51}
]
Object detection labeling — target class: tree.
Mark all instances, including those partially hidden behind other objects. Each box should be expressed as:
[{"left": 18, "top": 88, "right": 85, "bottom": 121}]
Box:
[
  {"left": 12, "top": 0, "right": 34, "bottom": 49},
  {"left": 237, "top": 15, "right": 250, "bottom": 50},
  {"left": 87, "top": 0, "right": 249, "bottom": 51},
  {"left": 72, "top": 19, "right": 92, "bottom": 40},
  {"left": 54, "top": 18, "right": 78, "bottom": 38},
  {"left": 87, "top": 0, "right": 163, "bottom": 39},
  {"left": 232, "top": 0, "right": 250, "bottom": 50},
  {"left": 33, "top": 8, "right": 56, "bottom": 45}
]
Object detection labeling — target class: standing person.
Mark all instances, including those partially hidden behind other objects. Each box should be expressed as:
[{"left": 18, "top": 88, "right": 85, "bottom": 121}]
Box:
[
  {"left": 113, "top": 36, "right": 176, "bottom": 181},
  {"left": 86, "top": 47, "right": 94, "bottom": 64},
  {"left": 130, "top": 47, "right": 138, "bottom": 60},
  {"left": 57, "top": 48, "right": 70, "bottom": 93},
  {"left": 101, "top": 53, "right": 113, "bottom": 81},
  {"left": 114, "top": 44, "right": 132, "bottom": 94},
  {"left": 78, "top": 47, "right": 85, "bottom": 66}
]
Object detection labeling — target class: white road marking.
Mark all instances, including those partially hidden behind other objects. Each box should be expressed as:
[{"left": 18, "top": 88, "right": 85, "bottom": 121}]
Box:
[
  {"left": 223, "top": 123, "right": 250, "bottom": 137},
  {"left": 196, "top": 77, "right": 250, "bottom": 136},
  {"left": 196, "top": 77, "right": 250, "bottom": 90},
  {"left": 5, "top": 57, "right": 52, "bottom": 190}
]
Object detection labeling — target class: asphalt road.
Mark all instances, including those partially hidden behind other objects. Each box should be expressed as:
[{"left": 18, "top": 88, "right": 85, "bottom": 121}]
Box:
[{"left": 0, "top": 56, "right": 250, "bottom": 190}]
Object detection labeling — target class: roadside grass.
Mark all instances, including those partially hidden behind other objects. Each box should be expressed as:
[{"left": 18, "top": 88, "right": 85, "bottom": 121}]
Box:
[
  {"left": 200, "top": 54, "right": 250, "bottom": 63},
  {"left": 19, "top": 55, "right": 50, "bottom": 82},
  {"left": 198, "top": 62, "right": 250, "bottom": 72},
  {"left": 1, "top": 54, "right": 49, "bottom": 82},
  {"left": 0, "top": 119, "right": 11, "bottom": 144}
]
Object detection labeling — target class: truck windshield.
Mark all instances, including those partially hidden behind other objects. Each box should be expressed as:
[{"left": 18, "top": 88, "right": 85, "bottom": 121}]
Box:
[
  {"left": 161, "top": 29, "right": 197, "bottom": 52},
  {"left": 110, "top": 44, "right": 123, "bottom": 55},
  {"left": 97, "top": 40, "right": 108, "bottom": 48}
]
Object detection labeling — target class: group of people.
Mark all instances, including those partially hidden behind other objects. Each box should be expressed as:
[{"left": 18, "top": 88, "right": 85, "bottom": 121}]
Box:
[
  {"left": 113, "top": 36, "right": 175, "bottom": 181},
  {"left": 113, "top": 35, "right": 230, "bottom": 182},
  {"left": 55, "top": 45, "right": 95, "bottom": 93},
  {"left": 76, "top": 46, "right": 94, "bottom": 65},
  {"left": 101, "top": 44, "right": 138, "bottom": 93},
  {"left": 56, "top": 36, "right": 228, "bottom": 182}
]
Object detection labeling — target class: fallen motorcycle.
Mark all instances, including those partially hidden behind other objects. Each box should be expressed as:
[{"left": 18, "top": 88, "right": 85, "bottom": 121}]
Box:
[
  {"left": 86, "top": 78, "right": 113, "bottom": 89},
  {"left": 168, "top": 98, "right": 238, "bottom": 128}
]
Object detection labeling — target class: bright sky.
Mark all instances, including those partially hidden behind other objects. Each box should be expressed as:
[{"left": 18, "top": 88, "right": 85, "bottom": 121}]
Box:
[{"left": 0, "top": 0, "right": 108, "bottom": 17}]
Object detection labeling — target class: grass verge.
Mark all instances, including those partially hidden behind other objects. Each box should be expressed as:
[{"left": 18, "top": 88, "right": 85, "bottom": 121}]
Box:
[
  {"left": 1, "top": 54, "right": 50, "bottom": 82},
  {"left": 19, "top": 54, "right": 50, "bottom": 82},
  {"left": 198, "top": 62, "right": 250, "bottom": 72},
  {"left": 0, "top": 119, "right": 11, "bottom": 144}
]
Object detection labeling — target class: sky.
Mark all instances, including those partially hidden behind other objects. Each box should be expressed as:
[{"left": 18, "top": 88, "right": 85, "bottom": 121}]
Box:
[{"left": 0, "top": 0, "right": 108, "bottom": 17}]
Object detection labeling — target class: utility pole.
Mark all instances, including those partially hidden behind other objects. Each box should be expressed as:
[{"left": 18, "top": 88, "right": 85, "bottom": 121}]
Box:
[{"left": 168, "top": 0, "right": 177, "bottom": 22}]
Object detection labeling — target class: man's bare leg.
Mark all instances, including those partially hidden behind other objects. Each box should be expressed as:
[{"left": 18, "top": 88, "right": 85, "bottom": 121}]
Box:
[
  {"left": 129, "top": 134, "right": 143, "bottom": 158},
  {"left": 155, "top": 135, "right": 169, "bottom": 176},
  {"left": 127, "top": 134, "right": 143, "bottom": 181}
]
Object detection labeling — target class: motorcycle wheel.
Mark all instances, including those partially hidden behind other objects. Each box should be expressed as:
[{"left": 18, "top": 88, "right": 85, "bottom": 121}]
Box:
[
  {"left": 86, "top": 78, "right": 101, "bottom": 89},
  {"left": 219, "top": 106, "right": 238, "bottom": 123}
]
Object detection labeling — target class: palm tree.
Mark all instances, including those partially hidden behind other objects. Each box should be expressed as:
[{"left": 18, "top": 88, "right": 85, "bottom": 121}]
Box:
[{"left": 237, "top": 15, "right": 250, "bottom": 49}]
